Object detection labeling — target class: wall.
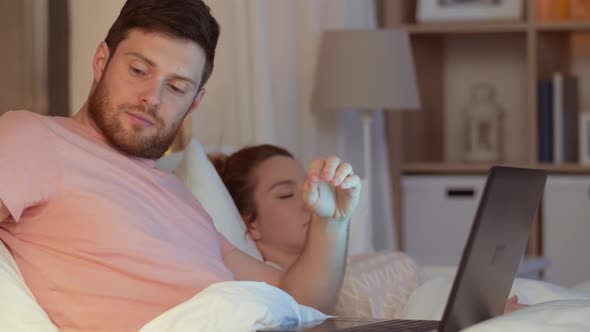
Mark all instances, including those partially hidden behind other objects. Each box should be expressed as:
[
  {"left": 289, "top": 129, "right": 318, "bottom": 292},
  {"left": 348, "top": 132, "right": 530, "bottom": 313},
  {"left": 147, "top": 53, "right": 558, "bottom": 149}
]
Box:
[
  {"left": 444, "top": 34, "right": 527, "bottom": 163},
  {"left": 0, "top": 1, "right": 30, "bottom": 115},
  {"left": 69, "top": 0, "right": 124, "bottom": 114}
]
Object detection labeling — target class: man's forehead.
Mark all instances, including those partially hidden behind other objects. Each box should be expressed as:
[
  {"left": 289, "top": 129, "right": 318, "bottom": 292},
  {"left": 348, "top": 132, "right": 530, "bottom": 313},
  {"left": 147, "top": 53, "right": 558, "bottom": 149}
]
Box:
[{"left": 115, "top": 29, "right": 206, "bottom": 80}]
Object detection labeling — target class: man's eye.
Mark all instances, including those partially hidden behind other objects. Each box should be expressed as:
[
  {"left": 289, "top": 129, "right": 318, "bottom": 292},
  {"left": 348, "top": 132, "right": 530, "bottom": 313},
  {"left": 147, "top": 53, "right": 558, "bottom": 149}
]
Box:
[
  {"left": 168, "top": 84, "right": 186, "bottom": 94},
  {"left": 279, "top": 194, "right": 294, "bottom": 199},
  {"left": 130, "top": 67, "right": 146, "bottom": 76}
]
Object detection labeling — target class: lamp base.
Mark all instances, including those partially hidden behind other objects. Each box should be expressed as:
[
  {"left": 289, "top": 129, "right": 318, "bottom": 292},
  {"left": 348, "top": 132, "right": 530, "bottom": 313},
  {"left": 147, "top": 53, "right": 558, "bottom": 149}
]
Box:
[{"left": 360, "top": 110, "right": 375, "bottom": 184}]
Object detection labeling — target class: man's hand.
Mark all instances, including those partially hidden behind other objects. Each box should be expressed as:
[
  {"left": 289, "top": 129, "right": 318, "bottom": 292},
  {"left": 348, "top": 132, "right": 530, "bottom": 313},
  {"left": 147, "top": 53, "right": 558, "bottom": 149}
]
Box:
[
  {"left": 504, "top": 295, "right": 527, "bottom": 314},
  {"left": 302, "top": 156, "right": 361, "bottom": 222}
]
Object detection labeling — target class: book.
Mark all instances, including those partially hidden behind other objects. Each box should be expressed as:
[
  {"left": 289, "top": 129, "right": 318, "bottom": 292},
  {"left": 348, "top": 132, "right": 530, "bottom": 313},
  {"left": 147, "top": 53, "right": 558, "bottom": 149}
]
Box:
[
  {"left": 562, "top": 76, "right": 579, "bottom": 162},
  {"left": 571, "top": 0, "right": 590, "bottom": 20},
  {"left": 537, "top": 0, "right": 571, "bottom": 21},
  {"left": 538, "top": 80, "right": 553, "bottom": 162},
  {"left": 552, "top": 72, "right": 579, "bottom": 163},
  {"left": 553, "top": 73, "right": 564, "bottom": 163}
]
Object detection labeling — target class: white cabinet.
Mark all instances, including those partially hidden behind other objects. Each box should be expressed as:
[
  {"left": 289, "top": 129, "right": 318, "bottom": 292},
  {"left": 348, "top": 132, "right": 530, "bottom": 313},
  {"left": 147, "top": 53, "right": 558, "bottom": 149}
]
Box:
[
  {"left": 403, "top": 175, "right": 486, "bottom": 267},
  {"left": 543, "top": 176, "right": 590, "bottom": 287}
]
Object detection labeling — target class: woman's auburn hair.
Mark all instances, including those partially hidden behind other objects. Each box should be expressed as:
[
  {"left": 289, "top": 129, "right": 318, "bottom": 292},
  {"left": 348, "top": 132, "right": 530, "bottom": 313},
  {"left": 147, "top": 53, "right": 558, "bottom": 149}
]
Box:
[{"left": 209, "top": 144, "right": 294, "bottom": 225}]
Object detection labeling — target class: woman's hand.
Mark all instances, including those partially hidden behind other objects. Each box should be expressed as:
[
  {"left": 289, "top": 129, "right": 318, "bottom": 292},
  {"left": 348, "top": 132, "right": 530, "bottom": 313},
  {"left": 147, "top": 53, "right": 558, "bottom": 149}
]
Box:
[{"left": 302, "top": 156, "right": 361, "bottom": 222}]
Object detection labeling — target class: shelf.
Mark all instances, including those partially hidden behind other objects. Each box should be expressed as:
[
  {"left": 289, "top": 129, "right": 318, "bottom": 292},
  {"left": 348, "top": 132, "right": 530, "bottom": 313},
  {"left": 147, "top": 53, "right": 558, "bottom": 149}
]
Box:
[
  {"left": 403, "top": 163, "right": 520, "bottom": 174},
  {"left": 382, "top": 1, "right": 590, "bottom": 254},
  {"left": 403, "top": 162, "right": 590, "bottom": 175},
  {"left": 403, "top": 21, "right": 527, "bottom": 34},
  {"left": 400, "top": 21, "right": 590, "bottom": 35},
  {"left": 536, "top": 163, "right": 590, "bottom": 173},
  {"left": 535, "top": 21, "right": 590, "bottom": 32}
]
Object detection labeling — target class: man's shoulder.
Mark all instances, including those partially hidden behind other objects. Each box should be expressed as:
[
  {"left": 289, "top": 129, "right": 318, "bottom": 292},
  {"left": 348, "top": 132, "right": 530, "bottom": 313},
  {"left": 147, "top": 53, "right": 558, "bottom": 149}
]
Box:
[
  {"left": 0, "top": 110, "right": 55, "bottom": 137},
  {"left": 1, "top": 110, "right": 50, "bottom": 128},
  {"left": 1, "top": 109, "right": 46, "bottom": 120}
]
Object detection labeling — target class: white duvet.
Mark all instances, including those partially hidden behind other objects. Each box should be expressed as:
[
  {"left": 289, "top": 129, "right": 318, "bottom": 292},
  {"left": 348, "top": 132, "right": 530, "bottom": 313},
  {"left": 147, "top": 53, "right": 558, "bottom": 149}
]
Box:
[
  {"left": 140, "top": 281, "right": 330, "bottom": 332},
  {"left": 139, "top": 277, "right": 590, "bottom": 332},
  {"left": 405, "top": 275, "right": 590, "bottom": 332},
  {"left": 3, "top": 234, "right": 590, "bottom": 332}
]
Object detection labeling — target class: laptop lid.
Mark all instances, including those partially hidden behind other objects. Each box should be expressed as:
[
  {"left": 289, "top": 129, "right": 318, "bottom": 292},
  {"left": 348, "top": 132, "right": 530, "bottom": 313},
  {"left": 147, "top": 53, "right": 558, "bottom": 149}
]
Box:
[{"left": 439, "top": 166, "right": 547, "bottom": 332}]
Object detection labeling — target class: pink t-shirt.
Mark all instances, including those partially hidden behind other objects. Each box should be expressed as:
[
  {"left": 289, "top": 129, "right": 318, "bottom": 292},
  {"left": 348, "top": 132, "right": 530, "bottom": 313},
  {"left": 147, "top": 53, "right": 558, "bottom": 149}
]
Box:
[{"left": 0, "top": 111, "right": 236, "bottom": 331}]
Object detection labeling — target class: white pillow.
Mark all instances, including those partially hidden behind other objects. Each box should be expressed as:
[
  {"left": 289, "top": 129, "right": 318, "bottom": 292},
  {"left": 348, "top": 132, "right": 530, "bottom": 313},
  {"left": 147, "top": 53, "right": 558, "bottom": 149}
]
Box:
[
  {"left": 156, "top": 151, "right": 184, "bottom": 173},
  {"left": 170, "top": 138, "right": 263, "bottom": 260},
  {"left": 0, "top": 240, "right": 59, "bottom": 331}
]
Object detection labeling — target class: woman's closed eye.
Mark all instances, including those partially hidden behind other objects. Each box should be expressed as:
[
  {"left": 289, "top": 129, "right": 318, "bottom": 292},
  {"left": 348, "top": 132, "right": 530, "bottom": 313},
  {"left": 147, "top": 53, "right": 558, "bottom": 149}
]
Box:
[{"left": 269, "top": 180, "right": 298, "bottom": 199}]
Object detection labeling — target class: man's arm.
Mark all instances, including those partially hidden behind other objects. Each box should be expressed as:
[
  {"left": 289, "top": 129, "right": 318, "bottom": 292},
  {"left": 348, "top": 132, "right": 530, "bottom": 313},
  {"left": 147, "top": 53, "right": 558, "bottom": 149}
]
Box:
[
  {"left": 224, "top": 217, "right": 349, "bottom": 313},
  {"left": 0, "top": 199, "right": 9, "bottom": 223},
  {"left": 0, "top": 112, "right": 61, "bottom": 223}
]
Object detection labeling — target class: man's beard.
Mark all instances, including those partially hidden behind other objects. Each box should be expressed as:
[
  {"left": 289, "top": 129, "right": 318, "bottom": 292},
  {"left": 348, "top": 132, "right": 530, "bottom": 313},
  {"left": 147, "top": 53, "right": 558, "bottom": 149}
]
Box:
[{"left": 87, "top": 77, "right": 184, "bottom": 159}]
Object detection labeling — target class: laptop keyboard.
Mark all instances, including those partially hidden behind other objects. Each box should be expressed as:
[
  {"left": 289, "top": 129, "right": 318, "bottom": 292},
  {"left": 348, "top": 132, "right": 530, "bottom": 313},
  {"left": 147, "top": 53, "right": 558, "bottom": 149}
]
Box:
[{"left": 338, "top": 319, "right": 440, "bottom": 332}]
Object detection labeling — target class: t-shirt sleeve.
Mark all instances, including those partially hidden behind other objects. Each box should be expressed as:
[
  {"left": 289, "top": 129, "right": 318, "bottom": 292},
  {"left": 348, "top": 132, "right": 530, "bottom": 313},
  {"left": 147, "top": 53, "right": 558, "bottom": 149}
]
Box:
[
  {"left": 218, "top": 232, "right": 236, "bottom": 257},
  {"left": 0, "top": 111, "right": 61, "bottom": 222}
]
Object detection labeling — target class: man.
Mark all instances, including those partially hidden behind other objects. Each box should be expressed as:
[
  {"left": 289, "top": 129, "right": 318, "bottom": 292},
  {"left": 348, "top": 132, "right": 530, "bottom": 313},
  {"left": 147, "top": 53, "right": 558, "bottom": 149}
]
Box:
[{"left": 0, "top": 1, "right": 361, "bottom": 331}]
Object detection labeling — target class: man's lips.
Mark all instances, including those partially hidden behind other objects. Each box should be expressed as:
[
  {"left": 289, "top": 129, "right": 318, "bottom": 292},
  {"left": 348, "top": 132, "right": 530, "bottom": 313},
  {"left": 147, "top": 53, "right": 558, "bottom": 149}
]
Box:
[{"left": 126, "top": 112, "right": 156, "bottom": 126}]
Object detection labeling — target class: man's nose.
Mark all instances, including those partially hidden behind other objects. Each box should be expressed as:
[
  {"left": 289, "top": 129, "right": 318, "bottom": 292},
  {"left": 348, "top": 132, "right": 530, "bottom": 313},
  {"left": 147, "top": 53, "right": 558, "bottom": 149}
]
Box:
[{"left": 139, "top": 81, "right": 162, "bottom": 110}]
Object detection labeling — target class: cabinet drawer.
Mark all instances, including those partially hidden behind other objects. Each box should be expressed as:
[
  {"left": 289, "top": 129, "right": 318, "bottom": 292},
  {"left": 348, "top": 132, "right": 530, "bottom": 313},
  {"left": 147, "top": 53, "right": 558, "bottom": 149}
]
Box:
[
  {"left": 543, "top": 176, "right": 590, "bottom": 287},
  {"left": 403, "top": 176, "right": 486, "bottom": 266}
]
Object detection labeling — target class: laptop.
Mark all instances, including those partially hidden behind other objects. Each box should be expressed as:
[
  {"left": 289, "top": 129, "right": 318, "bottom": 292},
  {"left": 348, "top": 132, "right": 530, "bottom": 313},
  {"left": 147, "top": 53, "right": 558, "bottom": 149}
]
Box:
[{"left": 261, "top": 166, "right": 547, "bottom": 332}]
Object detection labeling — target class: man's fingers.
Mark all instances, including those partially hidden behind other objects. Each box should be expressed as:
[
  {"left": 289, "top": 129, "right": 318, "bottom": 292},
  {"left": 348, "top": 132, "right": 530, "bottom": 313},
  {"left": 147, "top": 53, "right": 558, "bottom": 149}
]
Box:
[
  {"left": 508, "top": 295, "right": 519, "bottom": 305},
  {"left": 503, "top": 295, "right": 527, "bottom": 314}
]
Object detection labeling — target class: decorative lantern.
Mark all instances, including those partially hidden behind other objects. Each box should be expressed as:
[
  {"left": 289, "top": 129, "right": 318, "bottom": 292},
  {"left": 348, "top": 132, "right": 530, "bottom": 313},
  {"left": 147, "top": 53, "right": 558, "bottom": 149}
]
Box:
[{"left": 464, "top": 83, "right": 504, "bottom": 162}]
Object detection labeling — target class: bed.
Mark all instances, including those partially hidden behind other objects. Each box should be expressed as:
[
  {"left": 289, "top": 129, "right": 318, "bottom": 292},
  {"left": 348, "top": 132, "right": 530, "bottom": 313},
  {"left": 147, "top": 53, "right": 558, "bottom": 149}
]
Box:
[
  {"left": 2, "top": 138, "right": 590, "bottom": 331},
  {"left": 3, "top": 236, "right": 590, "bottom": 332}
]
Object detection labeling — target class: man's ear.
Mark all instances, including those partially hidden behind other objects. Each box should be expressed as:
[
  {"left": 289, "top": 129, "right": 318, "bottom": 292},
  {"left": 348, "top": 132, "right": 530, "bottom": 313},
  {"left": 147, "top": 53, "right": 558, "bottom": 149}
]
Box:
[
  {"left": 244, "top": 215, "right": 262, "bottom": 241},
  {"left": 188, "top": 88, "right": 206, "bottom": 115},
  {"left": 93, "top": 42, "right": 111, "bottom": 83}
]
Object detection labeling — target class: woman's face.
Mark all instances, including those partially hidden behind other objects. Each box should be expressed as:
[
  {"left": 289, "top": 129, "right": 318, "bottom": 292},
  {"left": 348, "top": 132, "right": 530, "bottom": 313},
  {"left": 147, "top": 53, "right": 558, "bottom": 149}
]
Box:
[{"left": 248, "top": 155, "right": 311, "bottom": 255}]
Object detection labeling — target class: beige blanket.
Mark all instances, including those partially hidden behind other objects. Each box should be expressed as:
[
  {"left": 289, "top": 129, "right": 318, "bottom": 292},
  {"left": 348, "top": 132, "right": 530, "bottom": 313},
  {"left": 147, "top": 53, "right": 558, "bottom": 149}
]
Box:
[{"left": 335, "top": 250, "right": 422, "bottom": 319}]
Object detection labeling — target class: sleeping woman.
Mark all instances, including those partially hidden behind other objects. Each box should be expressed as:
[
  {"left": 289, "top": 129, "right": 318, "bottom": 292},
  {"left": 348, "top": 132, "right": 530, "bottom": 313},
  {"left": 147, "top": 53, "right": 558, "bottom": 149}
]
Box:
[{"left": 208, "top": 144, "right": 524, "bottom": 318}]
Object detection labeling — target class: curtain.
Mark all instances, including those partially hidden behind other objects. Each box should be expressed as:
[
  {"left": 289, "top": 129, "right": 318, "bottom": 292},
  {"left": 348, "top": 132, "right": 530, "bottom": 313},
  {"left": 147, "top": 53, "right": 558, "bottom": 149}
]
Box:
[{"left": 194, "top": 0, "right": 396, "bottom": 251}]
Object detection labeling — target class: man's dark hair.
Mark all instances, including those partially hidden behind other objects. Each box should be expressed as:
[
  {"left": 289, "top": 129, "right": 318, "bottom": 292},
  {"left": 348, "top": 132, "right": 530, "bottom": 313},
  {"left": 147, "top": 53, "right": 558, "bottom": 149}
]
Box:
[{"left": 105, "top": 0, "right": 220, "bottom": 90}]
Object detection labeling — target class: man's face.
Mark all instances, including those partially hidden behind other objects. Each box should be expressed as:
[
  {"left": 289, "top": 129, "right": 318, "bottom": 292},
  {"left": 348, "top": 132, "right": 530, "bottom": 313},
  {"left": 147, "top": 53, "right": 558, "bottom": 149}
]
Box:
[{"left": 88, "top": 29, "right": 206, "bottom": 159}]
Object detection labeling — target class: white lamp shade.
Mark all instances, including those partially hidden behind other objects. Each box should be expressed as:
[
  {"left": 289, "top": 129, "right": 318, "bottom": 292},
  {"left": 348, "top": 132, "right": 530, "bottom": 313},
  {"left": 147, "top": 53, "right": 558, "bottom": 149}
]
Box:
[{"left": 312, "top": 29, "right": 420, "bottom": 112}]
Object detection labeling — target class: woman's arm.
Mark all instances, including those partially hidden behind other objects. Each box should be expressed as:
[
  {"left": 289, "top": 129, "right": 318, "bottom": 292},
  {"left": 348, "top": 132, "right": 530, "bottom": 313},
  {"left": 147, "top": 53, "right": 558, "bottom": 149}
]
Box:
[
  {"left": 225, "top": 156, "right": 360, "bottom": 313},
  {"left": 223, "top": 219, "right": 348, "bottom": 314},
  {"left": 275, "top": 215, "right": 349, "bottom": 313}
]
